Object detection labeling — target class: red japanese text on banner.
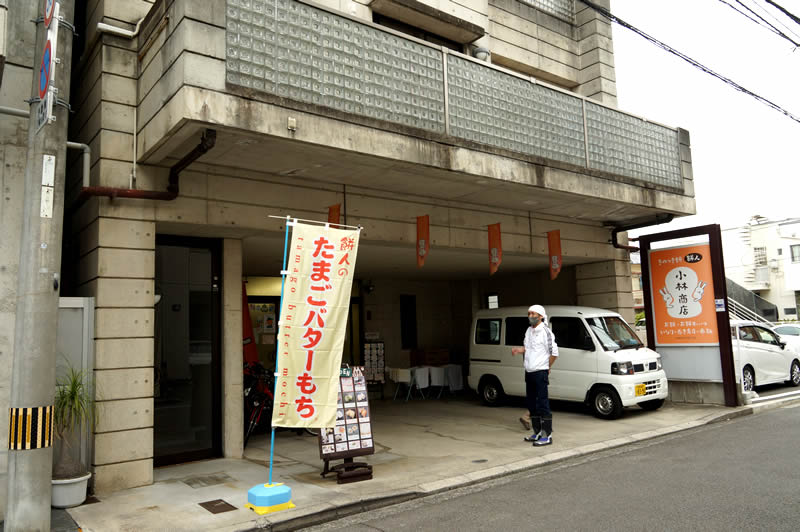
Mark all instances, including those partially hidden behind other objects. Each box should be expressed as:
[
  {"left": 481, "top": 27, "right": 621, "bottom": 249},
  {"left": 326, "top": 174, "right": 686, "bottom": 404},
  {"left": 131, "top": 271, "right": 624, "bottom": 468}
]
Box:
[
  {"left": 271, "top": 222, "right": 360, "bottom": 428},
  {"left": 417, "top": 215, "right": 430, "bottom": 268},
  {"left": 488, "top": 223, "right": 502, "bottom": 275},
  {"left": 547, "top": 230, "right": 562, "bottom": 281}
]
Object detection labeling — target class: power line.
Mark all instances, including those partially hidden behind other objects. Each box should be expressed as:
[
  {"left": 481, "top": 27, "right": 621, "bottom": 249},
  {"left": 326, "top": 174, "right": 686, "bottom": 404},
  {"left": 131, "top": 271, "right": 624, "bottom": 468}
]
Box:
[
  {"left": 716, "top": 0, "right": 800, "bottom": 47},
  {"left": 580, "top": 0, "right": 800, "bottom": 125},
  {"left": 764, "top": 0, "right": 800, "bottom": 26},
  {"left": 749, "top": 0, "right": 800, "bottom": 43}
]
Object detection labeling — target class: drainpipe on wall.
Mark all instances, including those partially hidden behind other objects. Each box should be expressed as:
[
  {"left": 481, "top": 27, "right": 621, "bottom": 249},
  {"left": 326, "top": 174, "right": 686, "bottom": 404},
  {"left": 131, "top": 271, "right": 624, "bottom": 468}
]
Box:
[
  {"left": 76, "top": 128, "right": 217, "bottom": 205},
  {"left": 0, "top": 0, "right": 6, "bottom": 88},
  {"left": 96, "top": 18, "right": 145, "bottom": 39},
  {"left": 608, "top": 214, "right": 675, "bottom": 252},
  {"left": 0, "top": 0, "right": 7, "bottom": 88},
  {"left": 0, "top": 107, "right": 217, "bottom": 206}
]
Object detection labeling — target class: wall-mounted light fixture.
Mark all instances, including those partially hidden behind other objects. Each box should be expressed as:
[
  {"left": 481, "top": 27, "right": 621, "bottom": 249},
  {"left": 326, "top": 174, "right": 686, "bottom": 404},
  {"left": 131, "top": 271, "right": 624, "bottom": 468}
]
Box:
[{"left": 473, "top": 47, "right": 491, "bottom": 62}]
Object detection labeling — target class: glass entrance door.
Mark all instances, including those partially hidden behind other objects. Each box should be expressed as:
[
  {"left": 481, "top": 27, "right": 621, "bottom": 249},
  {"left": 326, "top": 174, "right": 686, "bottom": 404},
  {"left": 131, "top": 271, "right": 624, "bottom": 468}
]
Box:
[{"left": 154, "top": 238, "right": 222, "bottom": 466}]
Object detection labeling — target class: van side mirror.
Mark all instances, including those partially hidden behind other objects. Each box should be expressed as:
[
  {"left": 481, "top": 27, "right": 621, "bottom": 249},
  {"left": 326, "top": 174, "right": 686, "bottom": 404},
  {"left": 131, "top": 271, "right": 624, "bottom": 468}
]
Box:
[{"left": 582, "top": 336, "right": 595, "bottom": 351}]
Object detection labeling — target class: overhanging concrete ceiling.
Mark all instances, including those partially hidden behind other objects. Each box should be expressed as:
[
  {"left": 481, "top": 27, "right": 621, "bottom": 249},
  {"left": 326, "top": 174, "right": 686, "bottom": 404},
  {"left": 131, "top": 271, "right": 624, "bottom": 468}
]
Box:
[
  {"left": 241, "top": 234, "right": 556, "bottom": 280},
  {"left": 155, "top": 124, "right": 667, "bottom": 225}
]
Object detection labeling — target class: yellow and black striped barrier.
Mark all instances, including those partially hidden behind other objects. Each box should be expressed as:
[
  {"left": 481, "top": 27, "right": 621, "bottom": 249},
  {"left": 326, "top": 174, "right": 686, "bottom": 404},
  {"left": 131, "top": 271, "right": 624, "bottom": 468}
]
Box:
[{"left": 8, "top": 406, "right": 54, "bottom": 450}]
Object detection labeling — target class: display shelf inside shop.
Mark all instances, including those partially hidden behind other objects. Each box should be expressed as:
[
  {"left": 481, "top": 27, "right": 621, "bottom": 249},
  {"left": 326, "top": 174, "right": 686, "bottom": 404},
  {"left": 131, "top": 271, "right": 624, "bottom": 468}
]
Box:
[{"left": 363, "top": 341, "right": 385, "bottom": 400}]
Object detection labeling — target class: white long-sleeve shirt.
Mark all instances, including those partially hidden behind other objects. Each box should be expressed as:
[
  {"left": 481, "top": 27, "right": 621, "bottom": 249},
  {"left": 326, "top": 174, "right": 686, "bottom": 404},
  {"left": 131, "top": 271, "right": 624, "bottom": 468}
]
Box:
[{"left": 523, "top": 322, "right": 559, "bottom": 372}]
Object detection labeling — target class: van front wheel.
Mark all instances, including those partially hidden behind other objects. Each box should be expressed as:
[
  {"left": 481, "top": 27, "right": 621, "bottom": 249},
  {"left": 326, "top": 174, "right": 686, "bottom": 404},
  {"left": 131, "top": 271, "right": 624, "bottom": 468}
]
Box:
[
  {"left": 479, "top": 377, "right": 505, "bottom": 407},
  {"left": 590, "top": 386, "right": 623, "bottom": 419}
]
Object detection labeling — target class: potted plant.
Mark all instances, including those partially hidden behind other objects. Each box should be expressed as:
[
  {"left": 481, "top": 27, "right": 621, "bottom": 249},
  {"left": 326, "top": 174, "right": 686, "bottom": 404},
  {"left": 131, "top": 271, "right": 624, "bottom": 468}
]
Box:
[{"left": 51, "top": 364, "right": 95, "bottom": 508}]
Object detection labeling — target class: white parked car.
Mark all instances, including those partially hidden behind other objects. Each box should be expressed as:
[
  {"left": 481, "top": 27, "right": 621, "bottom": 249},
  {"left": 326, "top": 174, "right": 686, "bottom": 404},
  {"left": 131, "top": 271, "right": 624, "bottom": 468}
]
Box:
[
  {"left": 773, "top": 323, "right": 800, "bottom": 354},
  {"left": 730, "top": 320, "right": 800, "bottom": 392},
  {"left": 468, "top": 306, "right": 668, "bottom": 420}
]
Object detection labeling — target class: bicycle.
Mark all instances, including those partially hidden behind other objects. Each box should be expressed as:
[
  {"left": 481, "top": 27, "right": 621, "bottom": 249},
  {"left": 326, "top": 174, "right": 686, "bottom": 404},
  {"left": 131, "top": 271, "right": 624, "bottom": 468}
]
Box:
[
  {"left": 243, "top": 362, "right": 317, "bottom": 449},
  {"left": 243, "top": 362, "right": 274, "bottom": 448}
]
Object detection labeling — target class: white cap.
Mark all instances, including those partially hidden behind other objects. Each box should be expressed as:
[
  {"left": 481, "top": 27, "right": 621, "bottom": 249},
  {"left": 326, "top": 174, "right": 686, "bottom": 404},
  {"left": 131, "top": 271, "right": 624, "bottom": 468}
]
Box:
[{"left": 528, "top": 304, "right": 546, "bottom": 320}]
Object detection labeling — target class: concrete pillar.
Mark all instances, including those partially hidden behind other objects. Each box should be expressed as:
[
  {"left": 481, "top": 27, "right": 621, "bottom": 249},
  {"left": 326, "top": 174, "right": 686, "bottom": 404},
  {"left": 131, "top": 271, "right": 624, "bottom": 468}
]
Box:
[
  {"left": 576, "top": 259, "right": 634, "bottom": 323},
  {"left": 222, "top": 239, "right": 243, "bottom": 458},
  {"left": 78, "top": 210, "right": 156, "bottom": 494},
  {"left": 576, "top": 0, "right": 617, "bottom": 105},
  {"left": 0, "top": 77, "right": 33, "bottom": 524}
]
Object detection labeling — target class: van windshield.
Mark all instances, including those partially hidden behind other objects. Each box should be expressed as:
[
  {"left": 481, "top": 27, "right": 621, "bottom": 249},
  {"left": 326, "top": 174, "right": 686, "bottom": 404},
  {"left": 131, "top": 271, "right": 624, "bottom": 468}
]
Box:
[{"left": 585, "top": 316, "right": 642, "bottom": 351}]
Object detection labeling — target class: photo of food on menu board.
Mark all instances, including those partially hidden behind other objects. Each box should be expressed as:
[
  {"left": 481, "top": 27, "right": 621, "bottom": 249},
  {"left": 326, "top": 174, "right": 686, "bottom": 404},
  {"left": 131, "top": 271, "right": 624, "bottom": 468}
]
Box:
[
  {"left": 341, "top": 378, "right": 354, "bottom": 393},
  {"left": 320, "top": 367, "right": 376, "bottom": 458}
]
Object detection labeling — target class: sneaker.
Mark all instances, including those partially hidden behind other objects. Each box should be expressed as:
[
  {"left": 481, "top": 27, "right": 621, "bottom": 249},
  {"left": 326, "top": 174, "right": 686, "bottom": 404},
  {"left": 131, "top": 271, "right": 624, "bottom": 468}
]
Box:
[
  {"left": 533, "top": 435, "right": 552, "bottom": 446},
  {"left": 519, "top": 416, "right": 531, "bottom": 431},
  {"left": 523, "top": 432, "right": 541, "bottom": 442}
]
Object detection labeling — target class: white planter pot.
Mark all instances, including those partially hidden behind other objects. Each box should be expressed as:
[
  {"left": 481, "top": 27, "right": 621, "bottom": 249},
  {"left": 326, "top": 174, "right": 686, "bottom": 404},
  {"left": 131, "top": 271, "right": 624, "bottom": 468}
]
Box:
[{"left": 51, "top": 472, "right": 91, "bottom": 508}]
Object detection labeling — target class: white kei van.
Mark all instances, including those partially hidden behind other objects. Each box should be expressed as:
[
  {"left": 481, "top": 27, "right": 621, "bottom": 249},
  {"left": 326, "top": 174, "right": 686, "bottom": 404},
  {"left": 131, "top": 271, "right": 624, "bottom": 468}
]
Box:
[{"left": 467, "top": 306, "right": 669, "bottom": 419}]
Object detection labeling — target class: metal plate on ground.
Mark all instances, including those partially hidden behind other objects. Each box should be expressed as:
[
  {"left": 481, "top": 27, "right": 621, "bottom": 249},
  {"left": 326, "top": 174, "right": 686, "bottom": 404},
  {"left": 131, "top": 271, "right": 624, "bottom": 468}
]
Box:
[{"left": 198, "top": 499, "right": 238, "bottom": 514}]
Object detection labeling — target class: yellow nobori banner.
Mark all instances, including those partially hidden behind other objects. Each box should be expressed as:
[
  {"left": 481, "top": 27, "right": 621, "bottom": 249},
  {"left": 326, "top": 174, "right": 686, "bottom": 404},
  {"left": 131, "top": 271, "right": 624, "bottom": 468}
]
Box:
[{"left": 271, "top": 222, "right": 360, "bottom": 428}]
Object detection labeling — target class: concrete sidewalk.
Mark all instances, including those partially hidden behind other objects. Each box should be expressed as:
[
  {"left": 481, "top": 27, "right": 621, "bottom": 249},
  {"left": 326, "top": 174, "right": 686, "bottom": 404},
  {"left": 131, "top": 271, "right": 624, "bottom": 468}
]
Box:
[{"left": 66, "top": 394, "right": 800, "bottom": 531}]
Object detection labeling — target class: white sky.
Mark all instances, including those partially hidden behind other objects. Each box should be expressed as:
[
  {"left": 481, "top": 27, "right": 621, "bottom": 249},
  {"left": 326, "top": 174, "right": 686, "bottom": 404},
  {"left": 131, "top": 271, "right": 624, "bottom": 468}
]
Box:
[{"left": 609, "top": 0, "right": 800, "bottom": 236}]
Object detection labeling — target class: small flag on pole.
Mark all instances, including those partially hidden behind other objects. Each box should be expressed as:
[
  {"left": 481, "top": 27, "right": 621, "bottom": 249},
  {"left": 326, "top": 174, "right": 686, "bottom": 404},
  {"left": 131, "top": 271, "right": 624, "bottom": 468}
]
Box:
[
  {"left": 488, "top": 223, "right": 502, "bottom": 275},
  {"left": 547, "top": 230, "right": 562, "bottom": 280},
  {"left": 328, "top": 204, "right": 341, "bottom": 226},
  {"left": 417, "top": 215, "right": 430, "bottom": 268}
]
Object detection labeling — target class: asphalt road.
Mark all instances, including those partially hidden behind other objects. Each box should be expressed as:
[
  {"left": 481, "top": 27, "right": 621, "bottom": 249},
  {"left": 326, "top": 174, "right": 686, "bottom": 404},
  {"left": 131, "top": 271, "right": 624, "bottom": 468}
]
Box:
[{"left": 306, "top": 404, "right": 800, "bottom": 531}]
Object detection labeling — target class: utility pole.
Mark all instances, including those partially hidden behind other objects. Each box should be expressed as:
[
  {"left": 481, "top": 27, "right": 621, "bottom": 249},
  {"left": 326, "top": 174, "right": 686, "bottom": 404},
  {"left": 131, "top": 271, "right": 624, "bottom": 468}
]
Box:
[{"left": 5, "top": 0, "right": 75, "bottom": 529}]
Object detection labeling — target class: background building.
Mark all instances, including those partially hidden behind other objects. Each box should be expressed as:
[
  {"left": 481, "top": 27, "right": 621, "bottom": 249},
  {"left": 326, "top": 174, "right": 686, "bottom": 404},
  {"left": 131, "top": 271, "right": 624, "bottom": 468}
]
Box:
[
  {"left": 0, "top": 0, "right": 697, "bottom": 508},
  {"left": 630, "top": 253, "right": 643, "bottom": 314},
  {"left": 722, "top": 217, "right": 800, "bottom": 321}
]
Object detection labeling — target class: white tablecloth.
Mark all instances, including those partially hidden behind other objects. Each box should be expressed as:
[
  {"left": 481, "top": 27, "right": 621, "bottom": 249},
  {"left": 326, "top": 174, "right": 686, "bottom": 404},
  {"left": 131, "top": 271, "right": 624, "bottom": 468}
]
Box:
[
  {"left": 411, "top": 366, "right": 430, "bottom": 388},
  {"left": 427, "top": 366, "right": 445, "bottom": 386},
  {"left": 443, "top": 364, "right": 463, "bottom": 391}
]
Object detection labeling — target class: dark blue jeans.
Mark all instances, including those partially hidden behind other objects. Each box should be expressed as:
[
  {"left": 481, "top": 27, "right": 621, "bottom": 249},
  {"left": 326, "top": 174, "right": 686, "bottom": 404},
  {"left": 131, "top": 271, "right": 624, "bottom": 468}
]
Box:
[{"left": 525, "top": 370, "right": 553, "bottom": 436}]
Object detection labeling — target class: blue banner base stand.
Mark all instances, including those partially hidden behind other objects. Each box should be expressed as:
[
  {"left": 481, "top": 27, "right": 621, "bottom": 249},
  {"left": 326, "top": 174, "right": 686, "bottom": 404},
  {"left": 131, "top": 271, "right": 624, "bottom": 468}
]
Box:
[{"left": 244, "top": 483, "right": 295, "bottom": 515}]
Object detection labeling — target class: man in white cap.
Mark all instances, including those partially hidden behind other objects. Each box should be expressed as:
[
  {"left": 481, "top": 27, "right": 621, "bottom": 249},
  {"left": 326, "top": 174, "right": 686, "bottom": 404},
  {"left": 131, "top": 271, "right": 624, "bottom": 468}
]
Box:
[{"left": 511, "top": 304, "right": 558, "bottom": 446}]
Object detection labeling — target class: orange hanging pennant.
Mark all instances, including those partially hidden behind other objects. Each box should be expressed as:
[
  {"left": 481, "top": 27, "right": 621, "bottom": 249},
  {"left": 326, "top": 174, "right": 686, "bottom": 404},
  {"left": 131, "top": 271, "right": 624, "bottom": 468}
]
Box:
[
  {"left": 547, "top": 230, "right": 562, "bottom": 280},
  {"left": 242, "top": 281, "right": 259, "bottom": 364},
  {"left": 328, "top": 204, "right": 341, "bottom": 226},
  {"left": 417, "top": 215, "right": 430, "bottom": 268},
  {"left": 488, "top": 223, "right": 502, "bottom": 275}
]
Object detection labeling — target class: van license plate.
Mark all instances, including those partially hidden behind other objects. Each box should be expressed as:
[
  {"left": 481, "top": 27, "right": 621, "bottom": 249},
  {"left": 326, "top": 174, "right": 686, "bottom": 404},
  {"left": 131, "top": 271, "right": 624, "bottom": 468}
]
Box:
[{"left": 635, "top": 384, "right": 647, "bottom": 396}]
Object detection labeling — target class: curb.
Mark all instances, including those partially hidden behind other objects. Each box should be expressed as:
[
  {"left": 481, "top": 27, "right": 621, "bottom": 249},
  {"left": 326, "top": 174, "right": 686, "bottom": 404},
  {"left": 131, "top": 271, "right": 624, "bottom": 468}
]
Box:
[{"left": 242, "top": 394, "right": 800, "bottom": 531}]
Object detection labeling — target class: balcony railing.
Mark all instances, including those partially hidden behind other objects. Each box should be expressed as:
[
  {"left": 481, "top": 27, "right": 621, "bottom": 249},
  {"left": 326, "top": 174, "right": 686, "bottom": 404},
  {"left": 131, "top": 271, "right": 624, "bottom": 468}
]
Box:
[{"left": 224, "top": 0, "right": 684, "bottom": 190}]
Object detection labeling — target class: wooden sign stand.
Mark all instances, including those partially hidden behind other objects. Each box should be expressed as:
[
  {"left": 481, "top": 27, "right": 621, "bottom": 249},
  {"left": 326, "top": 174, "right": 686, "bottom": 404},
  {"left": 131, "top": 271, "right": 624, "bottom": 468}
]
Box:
[{"left": 321, "top": 457, "right": 373, "bottom": 484}]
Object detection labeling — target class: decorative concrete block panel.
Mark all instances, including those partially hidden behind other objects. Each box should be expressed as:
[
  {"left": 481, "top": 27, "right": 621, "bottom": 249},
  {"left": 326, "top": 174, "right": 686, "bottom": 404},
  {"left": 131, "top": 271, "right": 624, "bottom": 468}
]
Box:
[
  {"left": 225, "top": 0, "right": 446, "bottom": 131},
  {"left": 448, "top": 54, "right": 586, "bottom": 166},
  {"left": 520, "top": 0, "right": 575, "bottom": 24},
  {"left": 585, "top": 101, "right": 682, "bottom": 188}
]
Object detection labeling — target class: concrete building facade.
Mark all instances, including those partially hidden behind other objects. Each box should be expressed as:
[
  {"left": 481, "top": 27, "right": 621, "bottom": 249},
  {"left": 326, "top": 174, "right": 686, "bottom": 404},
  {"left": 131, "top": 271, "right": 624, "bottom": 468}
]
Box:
[
  {"left": 722, "top": 217, "right": 800, "bottom": 321},
  {"left": 1, "top": 0, "right": 696, "bottom": 506}
]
